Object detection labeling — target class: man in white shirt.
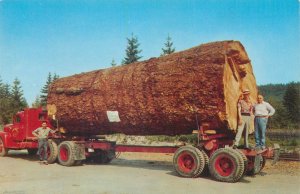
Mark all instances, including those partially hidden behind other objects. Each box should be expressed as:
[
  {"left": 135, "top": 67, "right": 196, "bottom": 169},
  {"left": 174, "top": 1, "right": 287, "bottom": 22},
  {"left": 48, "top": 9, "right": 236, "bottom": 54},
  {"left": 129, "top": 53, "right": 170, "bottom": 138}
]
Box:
[{"left": 253, "top": 95, "right": 275, "bottom": 150}]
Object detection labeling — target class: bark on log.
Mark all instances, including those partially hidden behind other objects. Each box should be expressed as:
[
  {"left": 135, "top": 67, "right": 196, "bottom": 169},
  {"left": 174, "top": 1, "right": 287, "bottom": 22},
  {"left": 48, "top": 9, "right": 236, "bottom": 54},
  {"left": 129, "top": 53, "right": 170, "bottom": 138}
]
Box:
[{"left": 47, "top": 40, "right": 258, "bottom": 136}]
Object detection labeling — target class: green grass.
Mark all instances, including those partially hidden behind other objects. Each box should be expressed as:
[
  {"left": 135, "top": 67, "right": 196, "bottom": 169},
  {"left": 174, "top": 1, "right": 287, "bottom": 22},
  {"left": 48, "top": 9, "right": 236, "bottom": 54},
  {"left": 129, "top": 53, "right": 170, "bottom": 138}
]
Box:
[
  {"left": 146, "top": 134, "right": 300, "bottom": 151},
  {"left": 246, "top": 135, "right": 300, "bottom": 150}
]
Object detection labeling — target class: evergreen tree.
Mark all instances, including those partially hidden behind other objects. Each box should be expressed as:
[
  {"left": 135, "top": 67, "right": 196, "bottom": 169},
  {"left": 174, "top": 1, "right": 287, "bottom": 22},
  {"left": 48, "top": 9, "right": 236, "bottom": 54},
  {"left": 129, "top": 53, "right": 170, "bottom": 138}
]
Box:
[
  {"left": 111, "top": 59, "right": 117, "bottom": 67},
  {"left": 0, "top": 77, "right": 27, "bottom": 124},
  {"left": 52, "top": 73, "right": 59, "bottom": 82},
  {"left": 122, "top": 34, "right": 142, "bottom": 65},
  {"left": 40, "top": 73, "right": 52, "bottom": 107},
  {"left": 11, "top": 78, "right": 28, "bottom": 112},
  {"left": 32, "top": 95, "right": 42, "bottom": 108},
  {"left": 40, "top": 73, "right": 59, "bottom": 107},
  {"left": 266, "top": 96, "right": 288, "bottom": 129},
  {"left": 283, "top": 82, "right": 300, "bottom": 125},
  {"left": 0, "top": 77, "right": 9, "bottom": 98},
  {"left": 0, "top": 78, "right": 12, "bottom": 124},
  {"left": 161, "top": 34, "right": 175, "bottom": 56}
]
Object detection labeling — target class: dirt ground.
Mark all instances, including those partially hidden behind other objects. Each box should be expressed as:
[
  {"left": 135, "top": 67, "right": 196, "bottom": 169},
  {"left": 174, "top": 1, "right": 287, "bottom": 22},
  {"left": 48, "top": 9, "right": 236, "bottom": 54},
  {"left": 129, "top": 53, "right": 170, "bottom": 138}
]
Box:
[{"left": 0, "top": 150, "right": 299, "bottom": 194}]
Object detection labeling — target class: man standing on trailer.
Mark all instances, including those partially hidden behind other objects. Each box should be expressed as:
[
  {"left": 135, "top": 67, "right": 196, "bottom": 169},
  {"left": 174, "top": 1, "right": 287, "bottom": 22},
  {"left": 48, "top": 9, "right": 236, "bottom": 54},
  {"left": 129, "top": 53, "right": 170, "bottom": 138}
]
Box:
[
  {"left": 253, "top": 95, "right": 275, "bottom": 150},
  {"left": 233, "top": 89, "right": 253, "bottom": 149},
  {"left": 32, "top": 121, "right": 57, "bottom": 164}
]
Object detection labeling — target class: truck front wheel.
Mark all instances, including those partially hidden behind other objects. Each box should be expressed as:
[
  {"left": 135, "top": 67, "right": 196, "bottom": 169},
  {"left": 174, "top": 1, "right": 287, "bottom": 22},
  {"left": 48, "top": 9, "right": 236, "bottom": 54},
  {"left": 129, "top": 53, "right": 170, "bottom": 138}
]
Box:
[
  {"left": 57, "top": 141, "right": 76, "bottom": 166},
  {"left": 0, "top": 137, "right": 8, "bottom": 157}
]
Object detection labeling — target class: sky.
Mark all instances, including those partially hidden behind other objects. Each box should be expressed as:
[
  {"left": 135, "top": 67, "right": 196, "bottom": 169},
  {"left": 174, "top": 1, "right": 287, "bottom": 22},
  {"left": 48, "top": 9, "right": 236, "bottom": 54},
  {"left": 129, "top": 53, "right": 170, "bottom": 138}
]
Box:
[{"left": 0, "top": 0, "right": 299, "bottom": 105}]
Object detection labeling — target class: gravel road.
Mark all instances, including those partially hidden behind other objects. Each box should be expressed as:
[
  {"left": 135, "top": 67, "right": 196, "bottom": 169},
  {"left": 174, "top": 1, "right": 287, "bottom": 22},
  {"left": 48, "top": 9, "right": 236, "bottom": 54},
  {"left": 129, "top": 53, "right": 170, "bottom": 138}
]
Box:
[{"left": 0, "top": 150, "right": 299, "bottom": 194}]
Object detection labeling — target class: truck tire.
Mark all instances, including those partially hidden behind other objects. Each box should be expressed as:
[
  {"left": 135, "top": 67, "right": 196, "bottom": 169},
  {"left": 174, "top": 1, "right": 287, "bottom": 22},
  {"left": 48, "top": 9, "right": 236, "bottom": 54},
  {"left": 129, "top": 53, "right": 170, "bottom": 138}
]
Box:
[
  {"left": 209, "top": 148, "right": 244, "bottom": 183},
  {"left": 57, "top": 141, "right": 76, "bottom": 166},
  {"left": 27, "top": 148, "right": 38, "bottom": 155},
  {"left": 199, "top": 149, "right": 209, "bottom": 176},
  {"left": 47, "top": 140, "right": 58, "bottom": 164},
  {"left": 247, "top": 155, "right": 265, "bottom": 175},
  {"left": 0, "top": 137, "right": 8, "bottom": 157},
  {"left": 233, "top": 149, "right": 248, "bottom": 176},
  {"left": 173, "top": 145, "right": 205, "bottom": 178}
]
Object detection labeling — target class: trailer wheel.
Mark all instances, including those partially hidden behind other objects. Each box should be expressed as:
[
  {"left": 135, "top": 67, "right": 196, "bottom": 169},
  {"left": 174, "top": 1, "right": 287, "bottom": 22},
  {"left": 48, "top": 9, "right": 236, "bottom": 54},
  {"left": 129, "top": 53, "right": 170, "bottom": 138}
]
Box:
[
  {"left": 47, "top": 140, "right": 58, "bottom": 164},
  {"left": 209, "top": 148, "right": 244, "bottom": 182},
  {"left": 199, "top": 149, "right": 209, "bottom": 176},
  {"left": 235, "top": 149, "right": 248, "bottom": 176},
  {"left": 27, "top": 148, "right": 38, "bottom": 155},
  {"left": 58, "top": 141, "right": 76, "bottom": 166},
  {"left": 0, "top": 137, "right": 8, "bottom": 157},
  {"left": 173, "top": 146, "right": 205, "bottom": 178},
  {"left": 247, "top": 155, "right": 265, "bottom": 175}
]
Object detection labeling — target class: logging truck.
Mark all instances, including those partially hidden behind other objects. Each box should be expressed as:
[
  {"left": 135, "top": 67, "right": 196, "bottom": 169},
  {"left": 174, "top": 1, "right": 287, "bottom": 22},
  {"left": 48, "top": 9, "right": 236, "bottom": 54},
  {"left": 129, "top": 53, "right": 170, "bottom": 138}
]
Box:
[{"left": 0, "top": 40, "right": 280, "bottom": 182}]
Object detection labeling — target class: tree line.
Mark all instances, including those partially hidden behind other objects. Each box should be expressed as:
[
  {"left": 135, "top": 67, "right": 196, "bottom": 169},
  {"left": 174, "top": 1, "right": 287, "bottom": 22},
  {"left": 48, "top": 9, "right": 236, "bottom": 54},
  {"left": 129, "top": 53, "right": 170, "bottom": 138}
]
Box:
[{"left": 259, "top": 82, "right": 300, "bottom": 129}]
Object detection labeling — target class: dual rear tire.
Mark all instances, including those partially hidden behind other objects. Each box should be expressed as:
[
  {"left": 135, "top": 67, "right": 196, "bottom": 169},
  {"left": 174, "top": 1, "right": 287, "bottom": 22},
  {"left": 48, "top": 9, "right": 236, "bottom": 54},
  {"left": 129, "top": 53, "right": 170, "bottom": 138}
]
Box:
[
  {"left": 173, "top": 146, "right": 246, "bottom": 183},
  {"left": 208, "top": 148, "right": 245, "bottom": 182},
  {"left": 173, "top": 146, "right": 208, "bottom": 178},
  {"left": 57, "top": 141, "right": 78, "bottom": 166}
]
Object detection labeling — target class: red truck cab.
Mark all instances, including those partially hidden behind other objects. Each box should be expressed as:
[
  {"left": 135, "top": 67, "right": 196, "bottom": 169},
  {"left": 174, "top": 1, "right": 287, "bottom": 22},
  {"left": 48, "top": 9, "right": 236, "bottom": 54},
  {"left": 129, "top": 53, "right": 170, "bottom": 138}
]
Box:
[{"left": 0, "top": 108, "right": 51, "bottom": 156}]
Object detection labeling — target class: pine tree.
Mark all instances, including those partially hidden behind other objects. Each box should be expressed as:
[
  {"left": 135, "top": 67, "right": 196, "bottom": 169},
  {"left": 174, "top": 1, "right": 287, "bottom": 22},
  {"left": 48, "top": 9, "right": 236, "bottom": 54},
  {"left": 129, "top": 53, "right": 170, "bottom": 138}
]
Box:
[
  {"left": 0, "top": 77, "right": 7, "bottom": 98},
  {"left": 52, "top": 73, "right": 59, "bottom": 82},
  {"left": 111, "top": 59, "right": 117, "bottom": 67},
  {"left": 40, "top": 73, "right": 59, "bottom": 107},
  {"left": 11, "top": 78, "right": 28, "bottom": 111},
  {"left": 0, "top": 78, "right": 12, "bottom": 124},
  {"left": 40, "top": 73, "right": 52, "bottom": 107},
  {"left": 32, "top": 95, "right": 42, "bottom": 108},
  {"left": 283, "top": 82, "right": 300, "bottom": 125},
  {"left": 161, "top": 34, "right": 175, "bottom": 56},
  {"left": 122, "top": 34, "right": 142, "bottom": 65}
]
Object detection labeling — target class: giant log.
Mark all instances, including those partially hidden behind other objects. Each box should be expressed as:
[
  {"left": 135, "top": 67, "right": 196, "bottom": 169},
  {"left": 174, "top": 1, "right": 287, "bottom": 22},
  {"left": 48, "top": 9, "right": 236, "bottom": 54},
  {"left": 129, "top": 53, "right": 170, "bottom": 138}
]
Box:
[{"left": 47, "top": 40, "right": 258, "bottom": 136}]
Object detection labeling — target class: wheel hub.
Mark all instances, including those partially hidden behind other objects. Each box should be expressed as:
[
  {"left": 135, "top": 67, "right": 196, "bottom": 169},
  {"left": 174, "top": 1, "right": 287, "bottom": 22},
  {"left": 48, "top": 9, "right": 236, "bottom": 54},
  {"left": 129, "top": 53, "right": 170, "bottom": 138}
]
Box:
[
  {"left": 215, "top": 156, "right": 234, "bottom": 176},
  {"left": 60, "top": 147, "right": 69, "bottom": 161},
  {"left": 178, "top": 152, "right": 195, "bottom": 173}
]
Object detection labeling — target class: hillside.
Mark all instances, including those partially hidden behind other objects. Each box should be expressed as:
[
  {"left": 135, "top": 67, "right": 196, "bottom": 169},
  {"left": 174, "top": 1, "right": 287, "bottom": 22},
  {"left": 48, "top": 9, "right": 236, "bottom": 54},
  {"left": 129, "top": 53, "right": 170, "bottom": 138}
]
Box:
[{"left": 258, "top": 82, "right": 300, "bottom": 102}]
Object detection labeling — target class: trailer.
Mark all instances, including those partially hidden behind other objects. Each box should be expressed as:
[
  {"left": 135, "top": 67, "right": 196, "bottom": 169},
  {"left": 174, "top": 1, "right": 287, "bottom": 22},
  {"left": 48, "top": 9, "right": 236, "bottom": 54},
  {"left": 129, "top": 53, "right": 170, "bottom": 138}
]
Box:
[
  {"left": 0, "top": 107, "right": 279, "bottom": 183},
  {"left": 0, "top": 41, "right": 280, "bottom": 182}
]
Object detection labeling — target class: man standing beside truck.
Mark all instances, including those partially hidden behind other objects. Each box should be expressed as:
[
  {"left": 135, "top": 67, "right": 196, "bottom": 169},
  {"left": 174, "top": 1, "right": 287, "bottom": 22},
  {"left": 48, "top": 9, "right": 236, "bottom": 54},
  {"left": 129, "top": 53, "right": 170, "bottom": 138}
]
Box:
[
  {"left": 32, "top": 121, "right": 57, "bottom": 164},
  {"left": 253, "top": 95, "right": 275, "bottom": 150},
  {"left": 233, "top": 89, "right": 253, "bottom": 149}
]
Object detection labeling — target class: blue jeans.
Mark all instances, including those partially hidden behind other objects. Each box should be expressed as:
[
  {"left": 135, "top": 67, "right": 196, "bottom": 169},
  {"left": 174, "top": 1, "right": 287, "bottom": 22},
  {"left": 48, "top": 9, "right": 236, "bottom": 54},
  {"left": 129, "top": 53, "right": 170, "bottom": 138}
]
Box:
[
  {"left": 254, "top": 117, "right": 268, "bottom": 148},
  {"left": 38, "top": 138, "right": 48, "bottom": 161}
]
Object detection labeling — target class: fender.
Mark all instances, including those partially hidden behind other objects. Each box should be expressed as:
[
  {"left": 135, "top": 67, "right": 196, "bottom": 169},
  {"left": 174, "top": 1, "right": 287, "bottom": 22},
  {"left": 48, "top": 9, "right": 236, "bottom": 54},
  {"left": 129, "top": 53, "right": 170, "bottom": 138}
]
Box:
[{"left": 0, "top": 131, "right": 12, "bottom": 148}]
